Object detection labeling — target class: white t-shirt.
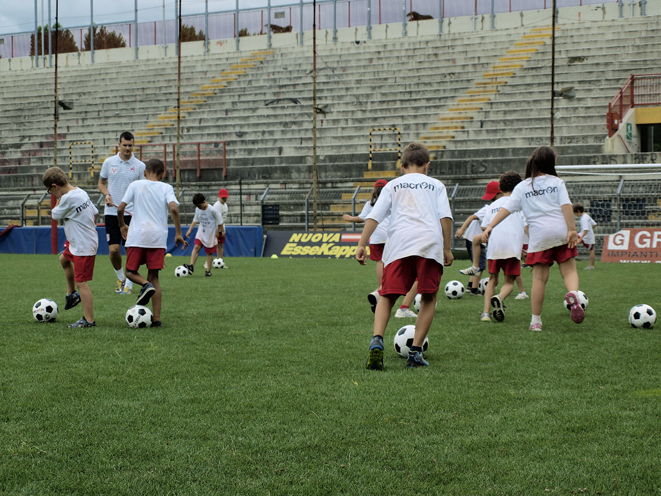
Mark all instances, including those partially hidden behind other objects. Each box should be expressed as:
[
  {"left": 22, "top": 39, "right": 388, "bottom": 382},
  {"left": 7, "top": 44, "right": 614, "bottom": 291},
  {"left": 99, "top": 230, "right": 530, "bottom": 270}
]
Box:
[
  {"left": 463, "top": 204, "right": 489, "bottom": 244},
  {"left": 100, "top": 153, "right": 146, "bottom": 216},
  {"left": 503, "top": 175, "right": 572, "bottom": 253},
  {"left": 121, "top": 180, "right": 179, "bottom": 249},
  {"left": 358, "top": 201, "right": 389, "bottom": 245},
  {"left": 579, "top": 213, "right": 597, "bottom": 244},
  {"left": 481, "top": 195, "right": 525, "bottom": 261},
  {"left": 52, "top": 188, "right": 99, "bottom": 256},
  {"left": 194, "top": 206, "right": 223, "bottom": 248},
  {"left": 212, "top": 201, "right": 228, "bottom": 224},
  {"left": 367, "top": 173, "right": 452, "bottom": 266}
]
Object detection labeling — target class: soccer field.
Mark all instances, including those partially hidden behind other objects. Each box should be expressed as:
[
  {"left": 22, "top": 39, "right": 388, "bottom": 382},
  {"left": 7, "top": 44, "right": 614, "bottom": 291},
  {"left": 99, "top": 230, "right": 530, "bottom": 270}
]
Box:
[{"left": 2, "top": 254, "right": 660, "bottom": 494}]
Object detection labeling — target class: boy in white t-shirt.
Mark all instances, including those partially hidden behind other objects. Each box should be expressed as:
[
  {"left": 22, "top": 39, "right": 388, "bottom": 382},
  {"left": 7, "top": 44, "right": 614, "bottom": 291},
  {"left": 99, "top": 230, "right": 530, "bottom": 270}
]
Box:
[
  {"left": 573, "top": 203, "right": 597, "bottom": 269},
  {"left": 44, "top": 167, "right": 99, "bottom": 328},
  {"left": 117, "top": 159, "right": 188, "bottom": 327},
  {"left": 185, "top": 193, "right": 223, "bottom": 277},
  {"left": 357, "top": 143, "right": 454, "bottom": 369},
  {"left": 480, "top": 171, "right": 525, "bottom": 323}
]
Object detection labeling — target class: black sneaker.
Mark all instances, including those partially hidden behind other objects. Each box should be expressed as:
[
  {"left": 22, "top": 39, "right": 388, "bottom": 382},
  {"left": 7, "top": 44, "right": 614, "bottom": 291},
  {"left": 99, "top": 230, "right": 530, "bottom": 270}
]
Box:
[
  {"left": 407, "top": 351, "right": 429, "bottom": 368},
  {"left": 184, "top": 264, "right": 194, "bottom": 274},
  {"left": 136, "top": 282, "right": 156, "bottom": 306},
  {"left": 366, "top": 336, "right": 384, "bottom": 370},
  {"left": 67, "top": 317, "right": 96, "bottom": 328},
  {"left": 491, "top": 294, "right": 505, "bottom": 322},
  {"left": 205, "top": 271, "right": 212, "bottom": 277},
  {"left": 151, "top": 320, "right": 163, "bottom": 328},
  {"left": 65, "top": 291, "right": 81, "bottom": 310}
]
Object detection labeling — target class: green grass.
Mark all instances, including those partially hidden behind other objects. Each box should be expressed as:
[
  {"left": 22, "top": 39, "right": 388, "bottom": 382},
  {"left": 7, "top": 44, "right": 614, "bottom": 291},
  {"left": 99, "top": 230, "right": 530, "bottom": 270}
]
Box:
[{"left": 1, "top": 254, "right": 661, "bottom": 494}]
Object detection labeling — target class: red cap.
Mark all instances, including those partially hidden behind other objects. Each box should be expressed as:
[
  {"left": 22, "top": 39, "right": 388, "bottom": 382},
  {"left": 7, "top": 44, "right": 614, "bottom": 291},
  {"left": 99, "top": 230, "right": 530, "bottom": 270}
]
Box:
[
  {"left": 218, "top": 188, "right": 229, "bottom": 198},
  {"left": 374, "top": 179, "right": 388, "bottom": 188},
  {"left": 482, "top": 181, "right": 500, "bottom": 200}
]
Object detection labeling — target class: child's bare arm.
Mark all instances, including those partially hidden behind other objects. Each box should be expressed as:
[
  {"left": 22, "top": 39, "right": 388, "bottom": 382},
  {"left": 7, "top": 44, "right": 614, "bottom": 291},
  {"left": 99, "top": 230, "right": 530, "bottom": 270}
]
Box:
[
  {"left": 170, "top": 202, "right": 189, "bottom": 249},
  {"left": 482, "top": 208, "right": 511, "bottom": 243},
  {"left": 342, "top": 214, "right": 365, "bottom": 223},
  {"left": 562, "top": 204, "right": 578, "bottom": 248},
  {"left": 441, "top": 217, "right": 454, "bottom": 266},
  {"left": 455, "top": 214, "right": 478, "bottom": 238},
  {"left": 356, "top": 219, "right": 379, "bottom": 265},
  {"left": 186, "top": 221, "right": 197, "bottom": 238}
]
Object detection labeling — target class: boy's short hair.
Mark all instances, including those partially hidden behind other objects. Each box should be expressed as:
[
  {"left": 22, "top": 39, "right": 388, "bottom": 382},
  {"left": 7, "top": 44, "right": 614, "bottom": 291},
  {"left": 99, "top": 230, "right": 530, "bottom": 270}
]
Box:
[
  {"left": 119, "top": 131, "right": 135, "bottom": 142},
  {"left": 145, "top": 158, "right": 165, "bottom": 176},
  {"left": 192, "top": 193, "right": 205, "bottom": 206},
  {"left": 573, "top": 203, "right": 585, "bottom": 214},
  {"left": 401, "top": 142, "right": 430, "bottom": 168},
  {"left": 498, "top": 170, "right": 522, "bottom": 193},
  {"left": 42, "top": 167, "right": 69, "bottom": 188}
]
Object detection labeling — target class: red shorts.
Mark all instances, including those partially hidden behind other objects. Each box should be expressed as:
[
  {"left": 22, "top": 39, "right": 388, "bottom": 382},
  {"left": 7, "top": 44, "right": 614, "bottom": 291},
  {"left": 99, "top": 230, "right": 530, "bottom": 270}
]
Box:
[
  {"left": 381, "top": 256, "right": 443, "bottom": 296},
  {"left": 526, "top": 244, "right": 578, "bottom": 266},
  {"left": 488, "top": 257, "right": 521, "bottom": 277},
  {"left": 62, "top": 243, "right": 95, "bottom": 283},
  {"left": 125, "top": 247, "right": 166, "bottom": 271},
  {"left": 581, "top": 240, "right": 594, "bottom": 251},
  {"left": 369, "top": 243, "right": 384, "bottom": 262},
  {"left": 195, "top": 238, "right": 218, "bottom": 255}
]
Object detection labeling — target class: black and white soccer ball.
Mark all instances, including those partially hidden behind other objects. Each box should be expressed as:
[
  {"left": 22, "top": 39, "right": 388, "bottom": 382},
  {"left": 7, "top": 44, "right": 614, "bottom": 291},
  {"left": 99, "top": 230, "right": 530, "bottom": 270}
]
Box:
[
  {"left": 629, "top": 304, "right": 657, "bottom": 329},
  {"left": 444, "top": 280, "right": 465, "bottom": 299},
  {"left": 212, "top": 258, "right": 225, "bottom": 269},
  {"left": 413, "top": 294, "right": 438, "bottom": 312},
  {"left": 564, "top": 290, "right": 589, "bottom": 312},
  {"left": 175, "top": 265, "right": 189, "bottom": 277},
  {"left": 393, "top": 325, "right": 429, "bottom": 358},
  {"left": 478, "top": 277, "right": 489, "bottom": 295},
  {"left": 126, "top": 305, "right": 154, "bottom": 328},
  {"left": 33, "top": 298, "right": 58, "bottom": 323}
]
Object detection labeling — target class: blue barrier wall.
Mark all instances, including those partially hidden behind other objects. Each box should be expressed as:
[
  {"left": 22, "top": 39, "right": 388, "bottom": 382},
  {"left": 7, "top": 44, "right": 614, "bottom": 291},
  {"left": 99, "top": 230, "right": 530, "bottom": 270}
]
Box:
[{"left": 0, "top": 225, "right": 263, "bottom": 257}]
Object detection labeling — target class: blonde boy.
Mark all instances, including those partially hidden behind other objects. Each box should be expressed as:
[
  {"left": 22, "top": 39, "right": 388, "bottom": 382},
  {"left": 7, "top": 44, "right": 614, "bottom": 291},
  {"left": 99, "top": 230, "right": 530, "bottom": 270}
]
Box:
[
  {"left": 43, "top": 167, "right": 99, "bottom": 328},
  {"left": 357, "top": 143, "right": 454, "bottom": 369}
]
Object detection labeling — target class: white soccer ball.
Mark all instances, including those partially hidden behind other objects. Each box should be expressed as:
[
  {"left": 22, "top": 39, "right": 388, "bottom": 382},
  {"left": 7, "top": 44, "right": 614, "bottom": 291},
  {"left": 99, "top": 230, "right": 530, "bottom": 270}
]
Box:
[
  {"left": 175, "top": 265, "right": 189, "bottom": 277},
  {"left": 478, "top": 277, "right": 489, "bottom": 295},
  {"left": 33, "top": 298, "right": 58, "bottom": 323},
  {"left": 629, "top": 304, "right": 657, "bottom": 329},
  {"left": 212, "top": 258, "right": 225, "bottom": 269},
  {"left": 413, "top": 294, "right": 438, "bottom": 312},
  {"left": 125, "top": 305, "right": 154, "bottom": 328},
  {"left": 393, "top": 325, "right": 429, "bottom": 358},
  {"left": 444, "top": 280, "right": 465, "bottom": 299},
  {"left": 564, "top": 290, "right": 589, "bottom": 312}
]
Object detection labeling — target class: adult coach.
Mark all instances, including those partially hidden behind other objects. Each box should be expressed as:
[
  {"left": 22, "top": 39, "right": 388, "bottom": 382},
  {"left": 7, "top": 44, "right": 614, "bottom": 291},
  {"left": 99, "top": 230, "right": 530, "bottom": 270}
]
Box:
[{"left": 98, "top": 131, "right": 146, "bottom": 294}]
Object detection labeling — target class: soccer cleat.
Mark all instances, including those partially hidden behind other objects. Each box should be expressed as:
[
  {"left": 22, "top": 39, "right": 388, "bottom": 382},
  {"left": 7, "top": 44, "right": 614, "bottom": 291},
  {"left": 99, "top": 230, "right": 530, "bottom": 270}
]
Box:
[
  {"left": 491, "top": 295, "right": 505, "bottom": 322},
  {"left": 67, "top": 317, "right": 96, "bottom": 328},
  {"left": 469, "top": 289, "right": 481, "bottom": 296},
  {"left": 585, "top": 266, "right": 595, "bottom": 270},
  {"left": 395, "top": 308, "right": 417, "bottom": 318},
  {"left": 367, "top": 290, "right": 380, "bottom": 314},
  {"left": 118, "top": 282, "right": 132, "bottom": 295},
  {"left": 151, "top": 320, "right": 163, "bottom": 328},
  {"left": 136, "top": 282, "right": 156, "bottom": 306},
  {"left": 205, "top": 271, "right": 212, "bottom": 277},
  {"left": 407, "top": 351, "right": 429, "bottom": 368},
  {"left": 529, "top": 323, "right": 543, "bottom": 331},
  {"left": 515, "top": 291, "right": 529, "bottom": 300},
  {"left": 459, "top": 266, "right": 480, "bottom": 276},
  {"left": 184, "top": 263, "right": 194, "bottom": 274},
  {"left": 565, "top": 291, "right": 585, "bottom": 324},
  {"left": 115, "top": 279, "right": 123, "bottom": 293},
  {"left": 481, "top": 312, "right": 491, "bottom": 322},
  {"left": 64, "top": 292, "right": 81, "bottom": 310},
  {"left": 366, "top": 336, "right": 384, "bottom": 370}
]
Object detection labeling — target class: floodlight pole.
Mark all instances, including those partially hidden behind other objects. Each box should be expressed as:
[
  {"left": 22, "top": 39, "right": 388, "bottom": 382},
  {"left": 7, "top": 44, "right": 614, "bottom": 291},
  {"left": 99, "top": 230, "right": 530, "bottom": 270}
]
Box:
[
  {"left": 550, "top": 0, "right": 556, "bottom": 147},
  {"left": 52, "top": 0, "right": 60, "bottom": 255},
  {"left": 176, "top": 0, "right": 182, "bottom": 197},
  {"left": 312, "top": 0, "right": 319, "bottom": 230}
]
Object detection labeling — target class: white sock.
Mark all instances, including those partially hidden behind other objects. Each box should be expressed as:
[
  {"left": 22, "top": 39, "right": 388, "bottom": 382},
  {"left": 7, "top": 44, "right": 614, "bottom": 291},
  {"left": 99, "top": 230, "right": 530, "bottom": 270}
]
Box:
[
  {"left": 125, "top": 279, "right": 133, "bottom": 289},
  {"left": 473, "top": 266, "right": 479, "bottom": 271},
  {"left": 531, "top": 315, "right": 542, "bottom": 325},
  {"left": 115, "top": 269, "right": 125, "bottom": 281}
]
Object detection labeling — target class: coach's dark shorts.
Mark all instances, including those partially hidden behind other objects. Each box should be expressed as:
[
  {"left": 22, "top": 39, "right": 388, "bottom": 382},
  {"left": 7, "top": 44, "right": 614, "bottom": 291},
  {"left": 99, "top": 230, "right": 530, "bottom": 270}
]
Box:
[{"left": 105, "top": 215, "right": 132, "bottom": 246}]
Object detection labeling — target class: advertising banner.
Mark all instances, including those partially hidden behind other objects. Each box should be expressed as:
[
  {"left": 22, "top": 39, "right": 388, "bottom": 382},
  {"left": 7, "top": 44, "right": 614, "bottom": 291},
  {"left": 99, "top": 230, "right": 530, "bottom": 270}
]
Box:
[
  {"left": 601, "top": 228, "right": 661, "bottom": 263},
  {"left": 262, "top": 231, "right": 365, "bottom": 258}
]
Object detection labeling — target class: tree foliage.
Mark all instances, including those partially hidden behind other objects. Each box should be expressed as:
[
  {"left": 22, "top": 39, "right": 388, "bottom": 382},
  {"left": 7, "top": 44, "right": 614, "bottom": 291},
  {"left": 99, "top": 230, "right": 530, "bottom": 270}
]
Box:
[
  {"left": 83, "top": 26, "right": 127, "bottom": 51},
  {"left": 180, "top": 24, "right": 205, "bottom": 42},
  {"left": 31, "top": 25, "right": 78, "bottom": 56}
]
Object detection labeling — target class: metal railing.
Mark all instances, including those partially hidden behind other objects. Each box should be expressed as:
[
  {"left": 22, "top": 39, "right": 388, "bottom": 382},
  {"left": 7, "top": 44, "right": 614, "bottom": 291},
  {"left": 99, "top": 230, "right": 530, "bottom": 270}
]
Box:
[{"left": 607, "top": 74, "right": 661, "bottom": 138}]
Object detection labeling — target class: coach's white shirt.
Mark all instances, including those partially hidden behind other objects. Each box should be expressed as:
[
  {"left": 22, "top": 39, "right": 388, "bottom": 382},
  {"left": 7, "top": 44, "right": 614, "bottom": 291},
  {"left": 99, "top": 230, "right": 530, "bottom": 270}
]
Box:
[
  {"left": 481, "top": 196, "right": 525, "bottom": 261},
  {"left": 52, "top": 188, "right": 99, "bottom": 256},
  {"left": 194, "top": 206, "right": 222, "bottom": 248},
  {"left": 100, "top": 153, "right": 146, "bottom": 216},
  {"left": 121, "top": 180, "right": 178, "bottom": 249},
  {"left": 367, "top": 173, "right": 452, "bottom": 267},
  {"left": 503, "top": 174, "right": 572, "bottom": 253}
]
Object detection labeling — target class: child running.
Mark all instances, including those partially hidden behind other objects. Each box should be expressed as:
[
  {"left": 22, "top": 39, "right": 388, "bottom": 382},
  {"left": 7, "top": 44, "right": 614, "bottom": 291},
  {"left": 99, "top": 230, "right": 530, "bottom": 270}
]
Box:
[
  {"left": 356, "top": 143, "right": 453, "bottom": 369},
  {"left": 573, "top": 203, "right": 597, "bottom": 269},
  {"left": 480, "top": 171, "right": 525, "bottom": 322},
  {"left": 117, "top": 159, "right": 188, "bottom": 327},
  {"left": 343, "top": 179, "right": 418, "bottom": 317},
  {"left": 44, "top": 167, "right": 99, "bottom": 328},
  {"left": 482, "top": 146, "right": 584, "bottom": 331},
  {"left": 185, "top": 193, "right": 223, "bottom": 277}
]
